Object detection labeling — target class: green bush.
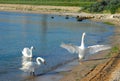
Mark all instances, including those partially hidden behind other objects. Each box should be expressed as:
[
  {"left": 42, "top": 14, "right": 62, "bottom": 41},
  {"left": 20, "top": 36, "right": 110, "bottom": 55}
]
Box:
[{"left": 83, "top": 0, "right": 120, "bottom": 14}]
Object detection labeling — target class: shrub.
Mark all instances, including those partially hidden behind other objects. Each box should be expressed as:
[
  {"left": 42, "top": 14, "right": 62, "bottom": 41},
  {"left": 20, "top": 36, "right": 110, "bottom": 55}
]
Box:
[{"left": 83, "top": 0, "right": 120, "bottom": 14}]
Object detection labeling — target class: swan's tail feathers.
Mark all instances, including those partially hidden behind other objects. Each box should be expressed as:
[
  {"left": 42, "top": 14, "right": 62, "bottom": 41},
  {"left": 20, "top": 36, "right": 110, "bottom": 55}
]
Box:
[
  {"left": 88, "top": 45, "right": 111, "bottom": 55},
  {"left": 19, "top": 67, "right": 29, "bottom": 72},
  {"left": 19, "top": 67, "right": 25, "bottom": 71},
  {"left": 19, "top": 67, "right": 23, "bottom": 70},
  {"left": 60, "top": 43, "right": 78, "bottom": 54}
]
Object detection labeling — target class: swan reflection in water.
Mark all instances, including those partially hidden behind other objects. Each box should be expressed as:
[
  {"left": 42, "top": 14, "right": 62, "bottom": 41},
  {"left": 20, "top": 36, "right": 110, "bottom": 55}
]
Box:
[
  {"left": 60, "top": 32, "right": 111, "bottom": 63},
  {"left": 20, "top": 56, "right": 46, "bottom": 76}
]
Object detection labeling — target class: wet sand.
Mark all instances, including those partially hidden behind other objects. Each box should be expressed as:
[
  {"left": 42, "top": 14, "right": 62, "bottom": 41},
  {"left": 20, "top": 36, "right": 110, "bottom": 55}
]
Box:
[{"left": 0, "top": 4, "right": 120, "bottom": 81}]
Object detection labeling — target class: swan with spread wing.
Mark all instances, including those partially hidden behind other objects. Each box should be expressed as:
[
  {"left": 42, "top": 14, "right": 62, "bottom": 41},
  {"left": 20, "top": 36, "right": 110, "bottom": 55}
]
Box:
[{"left": 60, "top": 32, "right": 111, "bottom": 61}]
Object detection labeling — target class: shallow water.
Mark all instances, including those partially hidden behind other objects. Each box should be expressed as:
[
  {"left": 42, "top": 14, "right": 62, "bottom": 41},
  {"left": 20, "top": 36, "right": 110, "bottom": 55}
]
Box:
[{"left": 0, "top": 11, "right": 114, "bottom": 81}]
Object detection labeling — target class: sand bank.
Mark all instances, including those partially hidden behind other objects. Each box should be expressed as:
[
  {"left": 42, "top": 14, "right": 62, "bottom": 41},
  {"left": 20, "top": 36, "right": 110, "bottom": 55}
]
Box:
[{"left": 0, "top": 4, "right": 80, "bottom": 14}]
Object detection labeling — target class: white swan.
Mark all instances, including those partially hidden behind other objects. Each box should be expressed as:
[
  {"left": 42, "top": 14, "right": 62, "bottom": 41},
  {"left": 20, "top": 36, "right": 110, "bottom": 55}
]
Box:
[
  {"left": 21, "top": 56, "right": 32, "bottom": 65},
  {"left": 60, "top": 32, "right": 111, "bottom": 61},
  {"left": 20, "top": 57, "right": 46, "bottom": 76},
  {"left": 22, "top": 46, "right": 34, "bottom": 58}
]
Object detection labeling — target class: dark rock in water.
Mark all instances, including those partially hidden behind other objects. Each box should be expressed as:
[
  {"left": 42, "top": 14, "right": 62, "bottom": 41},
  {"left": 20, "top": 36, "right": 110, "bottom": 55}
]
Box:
[
  {"left": 76, "top": 16, "right": 83, "bottom": 22},
  {"left": 76, "top": 15, "right": 94, "bottom": 22},
  {"left": 65, "top": 15, "right": 69, "bottom": 19},
  {"left": 76, "top": 18, "right": 83, "bottom": 21},
  {"left": 51, "top": 16, "right": 54, "bottom": 19},
  {"left": 76, "top": 16, "right": 79, "bottom": 18}
]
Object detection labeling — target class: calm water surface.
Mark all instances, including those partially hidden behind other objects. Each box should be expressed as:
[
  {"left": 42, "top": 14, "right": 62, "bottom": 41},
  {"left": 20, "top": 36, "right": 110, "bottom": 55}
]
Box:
[{"left": 0, "top": 11, "right": 114, "bottom": 81}]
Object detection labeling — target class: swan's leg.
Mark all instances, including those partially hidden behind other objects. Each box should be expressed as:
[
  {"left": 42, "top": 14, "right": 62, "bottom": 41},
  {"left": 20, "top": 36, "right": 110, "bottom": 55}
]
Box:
[
  {"left": 30, "top": 72, "right": 32, "bottom": 75},
  {"left": 78, "top": 59, "right": 83, "bottom": 65},
  {"left": 84, "top": 54, "right": 89, "bottom": 61},
  {"left": 78, "top": 54, "right": 83, "bottom": 64},
  {"left": 79, "top": 61, "right": 83, "bottom": 65},
  {"left": 32, "top": 72, "right": 35, "bottom": 76}
]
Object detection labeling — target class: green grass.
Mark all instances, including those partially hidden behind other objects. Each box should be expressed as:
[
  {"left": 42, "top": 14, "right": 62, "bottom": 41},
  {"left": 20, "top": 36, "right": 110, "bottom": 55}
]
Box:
[
  {"left": 0, "top": 0, "right": 95, "bottom": 7},
  {"left": 91, "top": 64, "right": 97, "bottom": 69},
  {"left": 104, "top": 22, "right": 115, "bottom": 25},
  {"left": 116, "top": 8, "right": 120, "bottom": 13},
  {"left": 111, "top": 46, "right": 119, "bottom": 53},
  {"left": 106, "top": 46, "right": 119, "bottom": 58},
  {"left": 76, "top": 78, "right": 80, "bottom": 81}
]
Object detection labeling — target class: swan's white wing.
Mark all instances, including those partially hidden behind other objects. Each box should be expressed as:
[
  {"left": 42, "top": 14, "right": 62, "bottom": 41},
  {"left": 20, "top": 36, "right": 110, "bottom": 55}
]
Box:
[
  {"left": 22, "top": 56, "right": 32, "bottom": 65},
  {"left": 22, "top": 48, "right": 31, "bottom": 57},
  {"left": 20, "top": 62, "right": 32, "bottom": 72},
  {"left": 20, "top": 62, "right": 38, "bottom": 72},
  {"left": 87, "top": 45, "right": 111, "bottom": 55},
  {"left": 60, "top": 43, "right": 79, "bottom": 54},
  {"left": 25, "top": 48, "right": 31, "bottom": 54}
]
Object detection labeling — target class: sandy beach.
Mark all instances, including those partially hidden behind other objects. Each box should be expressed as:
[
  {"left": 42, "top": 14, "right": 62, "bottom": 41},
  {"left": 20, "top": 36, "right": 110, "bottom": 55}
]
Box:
[{"left": 0, "top": 4, "right": 120, "bottom": 81}]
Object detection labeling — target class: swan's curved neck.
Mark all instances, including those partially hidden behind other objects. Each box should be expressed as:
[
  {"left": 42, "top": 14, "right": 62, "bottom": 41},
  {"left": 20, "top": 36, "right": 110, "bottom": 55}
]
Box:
[
  {"left": 30, "top": 46, "right": 33, "bottom": 56},
  {"left": 36, "top": 57, "right": 45, "bottom": 65},
  {"left": 81, "top": 33, "right": 85, "bottom": 48}
]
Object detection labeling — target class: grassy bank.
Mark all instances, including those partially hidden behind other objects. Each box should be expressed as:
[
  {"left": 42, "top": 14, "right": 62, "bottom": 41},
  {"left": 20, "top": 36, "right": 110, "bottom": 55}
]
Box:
[
  {"left": 0, "top": 0, "right": 95, "bottom": 7},
  {"left": 104, "top": 22, "right": 115, "bottom": 25}
]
